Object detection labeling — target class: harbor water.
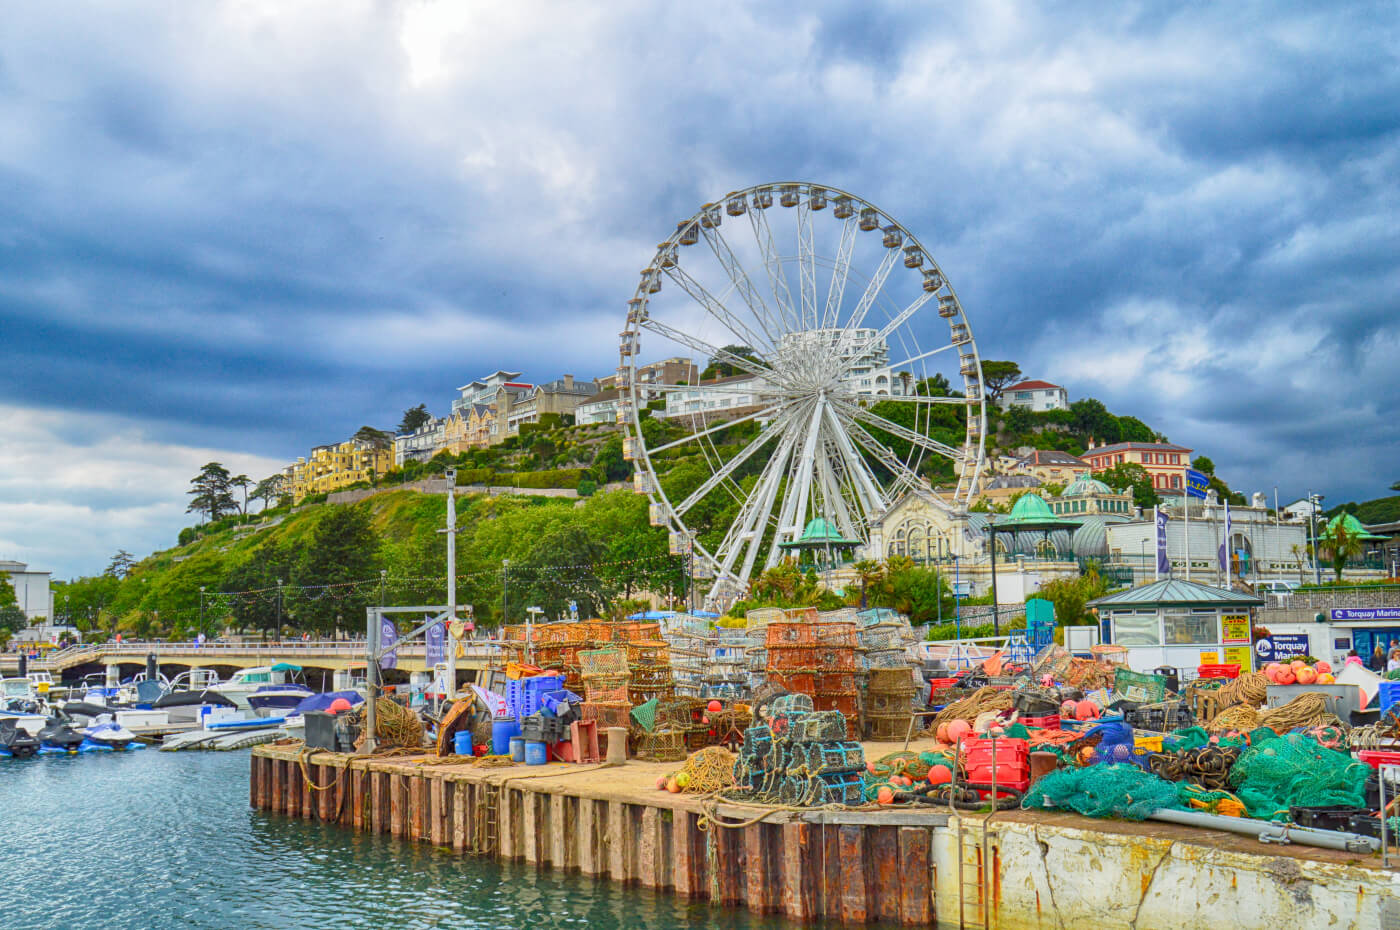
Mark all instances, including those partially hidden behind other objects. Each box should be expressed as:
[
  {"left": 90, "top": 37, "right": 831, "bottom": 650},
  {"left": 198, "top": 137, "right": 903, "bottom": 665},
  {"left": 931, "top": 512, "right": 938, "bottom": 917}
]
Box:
[{"left": 1, "top": 751, "right": 816, "bottom": 930}]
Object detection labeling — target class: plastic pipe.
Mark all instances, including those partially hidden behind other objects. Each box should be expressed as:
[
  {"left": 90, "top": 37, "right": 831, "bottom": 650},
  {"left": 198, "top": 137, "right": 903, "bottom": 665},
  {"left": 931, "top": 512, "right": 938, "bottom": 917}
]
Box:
[{"left": 1149, "top": 808, "right": 1379, "bottom": 853}]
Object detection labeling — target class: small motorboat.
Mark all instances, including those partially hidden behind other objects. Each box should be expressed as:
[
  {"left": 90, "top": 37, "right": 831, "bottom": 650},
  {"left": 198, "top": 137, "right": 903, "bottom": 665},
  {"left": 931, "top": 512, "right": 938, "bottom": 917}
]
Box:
[
  {"left": 0, "top": 718, "right": 40, "bottom": 759},
  {"left": 247, "top": 683, "right": 315, "bottom": 718},
  {"left": 81, "top": 716, "right": 138, "bottom": 752},
  {"left": 37, "top": 717, "right": 86, "bottom": 754},
  {"left": 62, "top": 701, "right": 120, "bottom": 726}
]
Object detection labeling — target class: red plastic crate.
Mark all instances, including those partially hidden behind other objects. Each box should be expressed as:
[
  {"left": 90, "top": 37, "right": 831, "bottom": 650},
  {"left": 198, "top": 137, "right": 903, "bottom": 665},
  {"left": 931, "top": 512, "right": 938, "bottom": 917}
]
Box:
[
  {"left": 1357, "top": 750, "right": 1400, "bottom": 769},
  {"left": 1020, "top": 714, "right": 1060, "bottom": 731},
  {"left": 1197, "top": 664, "right": 1241, "bottom": 679},
  {"left": 966, "top": 760, "right": 1030, "bottom": 784}
]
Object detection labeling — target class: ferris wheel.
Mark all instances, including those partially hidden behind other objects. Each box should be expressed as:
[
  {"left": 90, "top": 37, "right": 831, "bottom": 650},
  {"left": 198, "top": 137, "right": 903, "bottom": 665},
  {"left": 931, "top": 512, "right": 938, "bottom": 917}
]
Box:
[{"left": 617, "top": 182, "right": 986, "bottom": 606}]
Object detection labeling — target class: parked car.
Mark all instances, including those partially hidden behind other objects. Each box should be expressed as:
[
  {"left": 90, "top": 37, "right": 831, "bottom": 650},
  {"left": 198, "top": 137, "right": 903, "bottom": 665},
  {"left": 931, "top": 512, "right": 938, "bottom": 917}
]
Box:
[{"left": 1256, "top": 580, "right": 1299, "bottom": 597}]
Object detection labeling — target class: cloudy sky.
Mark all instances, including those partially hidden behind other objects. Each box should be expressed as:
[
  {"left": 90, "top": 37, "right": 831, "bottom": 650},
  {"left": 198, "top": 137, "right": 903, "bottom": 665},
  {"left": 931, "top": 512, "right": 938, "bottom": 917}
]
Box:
[{"left": 2, "top": 1, "right": 1396, "bottom": 579}]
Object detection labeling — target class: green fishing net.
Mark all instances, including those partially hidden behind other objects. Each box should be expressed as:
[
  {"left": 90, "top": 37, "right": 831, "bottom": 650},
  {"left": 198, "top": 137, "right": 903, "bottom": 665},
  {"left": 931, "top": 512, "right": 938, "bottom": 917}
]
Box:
[
  {"left": 1021, "top": 763, "right": 1181, "bottom": 821},
  {"left": 1227, "top": 732, "right": 1368, "bottom": 819}
]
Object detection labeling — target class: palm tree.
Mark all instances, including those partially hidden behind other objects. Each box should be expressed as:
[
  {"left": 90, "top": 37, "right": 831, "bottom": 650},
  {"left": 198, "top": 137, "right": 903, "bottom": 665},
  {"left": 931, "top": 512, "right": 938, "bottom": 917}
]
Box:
[
  {"left": 1319, "top": 523, "right": 1364, "bottom": 583},
  {"left": 1288, "top": 543, "right": 1307, "bottom": 585},
  {"left": 853, "top": 559, "right": 886, "bottom": 609}
]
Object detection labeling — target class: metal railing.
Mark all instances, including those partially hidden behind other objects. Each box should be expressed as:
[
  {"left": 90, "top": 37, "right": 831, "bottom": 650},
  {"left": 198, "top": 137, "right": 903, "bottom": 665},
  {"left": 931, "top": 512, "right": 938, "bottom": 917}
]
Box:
[{"left": 12, "top": 638, "right": 509, "bottom": 671}]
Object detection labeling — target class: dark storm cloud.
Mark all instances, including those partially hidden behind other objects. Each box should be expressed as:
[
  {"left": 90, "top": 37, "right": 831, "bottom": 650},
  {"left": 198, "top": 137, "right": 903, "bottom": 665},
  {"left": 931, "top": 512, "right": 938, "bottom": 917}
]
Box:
[{"left": 0, "top": 0, "right": 1397, "bottom": 576}]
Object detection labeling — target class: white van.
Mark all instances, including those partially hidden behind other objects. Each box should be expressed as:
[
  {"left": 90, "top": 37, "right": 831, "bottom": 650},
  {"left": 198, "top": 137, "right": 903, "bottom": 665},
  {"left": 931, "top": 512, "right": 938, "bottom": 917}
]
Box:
[{"left": 1256, "top": 580, "right": 1299, "bottom": 597}]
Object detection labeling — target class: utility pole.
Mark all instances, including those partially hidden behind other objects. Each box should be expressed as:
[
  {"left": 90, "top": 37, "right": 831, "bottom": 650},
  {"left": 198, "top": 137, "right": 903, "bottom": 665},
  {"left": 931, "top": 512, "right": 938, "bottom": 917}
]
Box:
[
  {"left": 501, "top": 559, "right": 509, "bottom": 632},
  {"left": 1307, "top": 490, "right": 1322, "bottom": 586},
  {"left": 987, "top": 523, "right": 1001, "bottom": 637},
  {"left": 442, "top": 468, "right": 458, "bottom": 702},
  {"left": 199, "top": 586, "right": 206, "bottom": 640}
]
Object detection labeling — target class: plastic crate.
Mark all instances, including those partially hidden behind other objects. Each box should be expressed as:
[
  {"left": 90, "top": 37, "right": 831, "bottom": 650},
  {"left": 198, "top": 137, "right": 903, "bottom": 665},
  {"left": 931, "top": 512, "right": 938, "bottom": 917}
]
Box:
[
  {"left": 1197, "top": 664, "right": 1241, "bottom": 679},
  {"left": 506, "top": 675, "right": 565, "bottom": 718},
  {"left": 1357, "top": 750, "right": 1400, "bottom": 769},
  {"left": 1376, "top": 681, "right": 1400, "bottom": 710},
  {"left": 1125, "top": 703, "right": 1194, "bottom": 733},
  {"left": 1289, "top": 805, "right": 1370, "bottom": 832},
  {"left": 1020, "top": 714, "right": 1060, "bottom": 731}
]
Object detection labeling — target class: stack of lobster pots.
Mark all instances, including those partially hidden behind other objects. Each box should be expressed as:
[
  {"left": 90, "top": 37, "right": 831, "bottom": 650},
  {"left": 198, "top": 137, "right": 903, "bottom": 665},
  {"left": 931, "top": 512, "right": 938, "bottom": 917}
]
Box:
[
  {"left": 705, "top": 630, "right": 749, "bottom": 700},
  {"left": 743, "top": 607, "right": 784, "bottom": 692},
  {"left": 624, "top": 640, "right": 674, "bottom": 706},
  {"left": 863, "top": 667, "right": 919, "bottom": 740},
  {"left": 663, "top": 629, "right": 708, "bottom": 698},
  {"left": 765, "top": 611, "right": 861, "bottom": 739},
  {"left": 578, "top": 646, "right": 631, "bottom": 735}
]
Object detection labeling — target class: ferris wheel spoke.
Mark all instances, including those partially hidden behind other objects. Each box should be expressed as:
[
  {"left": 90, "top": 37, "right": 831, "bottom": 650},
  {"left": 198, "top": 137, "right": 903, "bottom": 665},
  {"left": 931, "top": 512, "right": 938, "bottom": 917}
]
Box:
[
  {"left": 638, "top": 318, "right": 775, "bottom": 381},
  {"left": 839, "top": 290, "right": 937, "bottom": 378},
  {"left": 822, "top": 403, "right": 891, "bottom": 518},
  {"left": 843, "top": 419, "right": 929, "bottom": 499},
  {"left": 842, "top": 401, "right": 967, "bottom": 462},
  {"left": 839, "top": 246, "right": 901, "bottom": 338},
  {"left": 886, "top": 342, "right": 958, "bottom": 371},
  {"left": 700, "top": 224, "right": 787, "bottom": 347},
  {"left": 814, "top": 445, "right": 862, "bottom": 544},
  {"left": 672, "top": 409, "right": 798, "bottom": 516},
  {"left": 772, "top": 400, "right": 826, "bottom": 548},
  {"left": 822, "top": 216, "right": 858, "bottom": 330},
  {"left": 715, "top": 425, "right": 798, "bottom": 578},
  {"left": 839, "top": 390, "right": 974, "bottom": 406},
  {"left": 662, "top": 263, "right": 773, "bottom": 352},
  {"left": 796, "top": 198, "right": 817, "bottom": 331},
  {"left": 748, "top": 203, "right": 800, "bottom": 333},
  {"left": 647, "top": 404, "right": 786, "bottom": 454}
]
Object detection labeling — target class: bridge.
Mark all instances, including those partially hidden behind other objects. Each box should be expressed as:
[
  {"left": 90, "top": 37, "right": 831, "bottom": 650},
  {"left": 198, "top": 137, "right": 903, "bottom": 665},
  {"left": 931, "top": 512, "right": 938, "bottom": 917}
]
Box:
[{"left": 1, "top": 640, "right": 507, "bottom": 681}]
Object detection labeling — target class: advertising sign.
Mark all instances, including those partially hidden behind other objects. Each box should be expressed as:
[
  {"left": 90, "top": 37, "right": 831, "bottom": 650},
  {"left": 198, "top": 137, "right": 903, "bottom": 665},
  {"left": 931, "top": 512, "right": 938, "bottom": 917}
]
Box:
[
  {"left": 1331, "top": 607, "right": 1400, "bottom": 622},
  {"left": 1221, "top": 614, "right": 1251, "bottom": 644},
  {"left": 1223, "top": 645, "right": 1252, "bottom": 669},
  {"left": 379, "top": 616, "right": 399, "bottom": 670},
  {"left": 1254, "top": 633, "right": 1311, "bottom": 664},
  {"left": 425, "top": 618, "right": 446, "bottom": 667}
]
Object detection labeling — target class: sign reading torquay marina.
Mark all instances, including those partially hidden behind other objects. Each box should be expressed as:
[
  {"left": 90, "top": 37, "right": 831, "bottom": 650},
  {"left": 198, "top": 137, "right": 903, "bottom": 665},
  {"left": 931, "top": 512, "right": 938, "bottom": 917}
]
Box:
[{"left": 1330, "top": 607, "right": 1400, "bottom": 622}]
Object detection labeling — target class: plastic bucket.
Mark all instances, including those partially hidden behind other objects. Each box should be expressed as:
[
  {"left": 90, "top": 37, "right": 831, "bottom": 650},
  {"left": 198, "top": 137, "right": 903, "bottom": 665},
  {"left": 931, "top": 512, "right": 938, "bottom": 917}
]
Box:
[
  {"left": 453, "top": 731, "right": 473, "bottom": 756},
  {"left": 492, "top": 718, "right": 521, "bottom": 755},
  {"left": 509, "top": 736, "right": 526, "bottom": 763},
  {"left": 524, "top": 740, "right": 548, "bottom": 766}
]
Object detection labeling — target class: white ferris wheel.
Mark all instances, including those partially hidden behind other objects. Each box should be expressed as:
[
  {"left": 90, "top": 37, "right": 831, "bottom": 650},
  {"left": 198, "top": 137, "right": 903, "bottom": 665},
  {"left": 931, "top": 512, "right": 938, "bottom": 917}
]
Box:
[{"left": 618, "top": 182, "right": 987, "bottom": 607}]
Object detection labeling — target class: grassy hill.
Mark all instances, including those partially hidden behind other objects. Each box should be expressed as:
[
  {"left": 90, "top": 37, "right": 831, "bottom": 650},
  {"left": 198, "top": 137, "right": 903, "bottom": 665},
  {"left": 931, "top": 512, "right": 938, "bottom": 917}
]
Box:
[{"left": 1325, "top": 495, "right": 1400, "bottom": 525}]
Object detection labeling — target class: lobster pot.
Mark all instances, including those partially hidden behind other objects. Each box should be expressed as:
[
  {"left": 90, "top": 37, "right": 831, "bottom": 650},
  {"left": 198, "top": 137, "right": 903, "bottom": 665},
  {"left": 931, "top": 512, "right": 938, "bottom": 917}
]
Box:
[
  {"left": 866, "top": 714, "right": 913, "bottom": 741},
  {"left": 745, "top": 607, "right": 786, "bottom": 631},
  {"left": 804, "top": 740, "right": 866, "bottom": 774},
  {"left": 788, "top": 710, "right": 848, "bottom": 743},
  {"left": 861, "top": 649, "right": 914, "bottom": 671},
  {"left": 859, "top": 622, "right": 912, "bottom": 652},
  {"left": 579, "top": 648, "right": 629, "bottom": 678},
  {"left": 809, "top": 772, "right": 865, "bottom": 806}
]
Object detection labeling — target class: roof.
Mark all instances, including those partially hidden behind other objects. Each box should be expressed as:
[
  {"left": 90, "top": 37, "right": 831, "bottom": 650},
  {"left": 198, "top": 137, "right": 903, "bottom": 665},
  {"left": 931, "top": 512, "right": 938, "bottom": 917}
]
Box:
[
  {"left": 457, "top": 371, "right": 523, "bottom": 391},
  {"left": 578, "top": 388, "right": 620, "bottom": 406},
  {"left": 1004, "top": 380, "right": 1063, "bottom": 392},
  {"left": 1086, "top": 441, "right": 1191, "bottom": 455},
  {"left": 1088, "top": 578, "right": 1264, "bottom": 609},
  {"left": 1062, "top": 475, "right": 1114, "bottom": 497},
  {"left": 992, "top": 493, "right": 1082, "bottom": 530},
  {"left": 1325, "top": 513, "right": 1388, "bottom": 541},
  {"left": 1017, "top": 449, "right": 1088, "bottom": 467},
  {"left": 778, "top": 517, "right": 862, "bottom": 548},
  {"left": 984, "top": 475, "right": 1042, "bottom": 490}
]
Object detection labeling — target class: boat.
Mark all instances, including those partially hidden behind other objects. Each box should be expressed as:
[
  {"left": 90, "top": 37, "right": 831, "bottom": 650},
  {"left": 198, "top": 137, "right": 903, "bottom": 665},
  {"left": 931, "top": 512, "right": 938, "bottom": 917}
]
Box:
[
  {"left": 247, "top": 683, "right": 315, "bottom": 717},
  {"left": 61, "top": 701, "right": 119, "bottom": 726},
  {"left": 210, "top": 729, "right": 281, "bottom": 751},
  {"left": 36, "top": 717, "right": 85, "bottom": 754},
  {"left": 212, "top": 664, "right": 305, "bottom": 711},
  {"left": 1, "top": 677, "right": 44, "bottom": 715},
  {"left": 0, "top": 718, "right": 39, "bottom": 758},
  {"left": 152, "top": 689, "right": 238, "bottom": 724},
  {"left": 159, "top": 729, "right": 224, "bottom": 751},
  {"left": 80, "top": 716, "right": 138, "bottom": 752}
]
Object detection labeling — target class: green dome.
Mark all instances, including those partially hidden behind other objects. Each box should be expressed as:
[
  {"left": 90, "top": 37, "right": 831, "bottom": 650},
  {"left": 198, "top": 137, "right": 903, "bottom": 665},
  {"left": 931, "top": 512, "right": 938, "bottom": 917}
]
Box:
[
  {"left": 1325, "top": 513, "right": 1387, "bottom": 541},
  {"left": 1062, "top": 475, "right": 1112, "bottom": 498},
  {"left": 1008, "top": 493, "right": 1056, "bottom": 521}
]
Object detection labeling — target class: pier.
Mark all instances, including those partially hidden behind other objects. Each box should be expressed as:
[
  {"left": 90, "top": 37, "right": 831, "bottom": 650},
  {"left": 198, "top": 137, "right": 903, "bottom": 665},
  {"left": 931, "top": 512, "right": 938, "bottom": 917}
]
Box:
[{"left": 250, "top": 744, "right": 1400, "bottom": 929}]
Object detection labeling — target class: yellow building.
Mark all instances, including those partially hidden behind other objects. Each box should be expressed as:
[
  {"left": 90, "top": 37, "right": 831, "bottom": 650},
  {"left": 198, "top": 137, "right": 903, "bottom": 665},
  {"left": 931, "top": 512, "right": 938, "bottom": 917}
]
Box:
[{"left": 285, "top": 438, "right": 393, "bottom": 501}]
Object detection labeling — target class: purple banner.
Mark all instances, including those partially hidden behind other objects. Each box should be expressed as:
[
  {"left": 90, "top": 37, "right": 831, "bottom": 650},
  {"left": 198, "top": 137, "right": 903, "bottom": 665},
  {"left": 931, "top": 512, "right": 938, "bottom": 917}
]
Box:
[
  {"left": 379, "top": 616, "right": 398, "bottom": 670},
  {"left": 1218, "top": 502, "right": 1232, "bottom": 574},
  {"left": 1155, "top": 507, "right": 1170, "bottom": 576},
  {"left": 425, "top": 617, "right": 446, "bottom": 667}
]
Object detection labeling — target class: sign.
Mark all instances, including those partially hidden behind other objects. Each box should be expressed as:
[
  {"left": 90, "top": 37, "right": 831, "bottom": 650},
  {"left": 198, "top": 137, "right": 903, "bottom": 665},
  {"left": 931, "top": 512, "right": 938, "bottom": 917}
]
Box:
[
  {"left": 1185, "top": 468, "right": 1210, "bottom": 501},
  {"left": 1331, "top": 607, "right": 1400, "bottom": 622},
  {"left": 1199, "top": 650, "right": 1219, "bottom": 664},
  {"left": 1254, "top": 633, "right": 1311, "bottom": 664},
  {"left": 1221, "top": 614, "right": 1251, "bottom": 644},
  {"left": 1223, "top": 645, "right": 1252, "bottom": 670},
  {"left": 425, "top": 617, "right": 446, "bottom": 667},
  {"left": 379, "top": 616, "right": 398, "bottom": 670},
  {"left": 1155, "top": 507, "right": 1170, "bottom": 576}
]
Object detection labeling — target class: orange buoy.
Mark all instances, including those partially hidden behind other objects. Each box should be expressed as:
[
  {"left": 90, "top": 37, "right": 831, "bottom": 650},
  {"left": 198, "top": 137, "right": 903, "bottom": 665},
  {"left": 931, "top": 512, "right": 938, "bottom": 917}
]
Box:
[
  {"left": 328, "top": 697, "right": 352, "bottom": 714},
  {"left": 928, "top": 765, "right": 952, "bottom": 786},
  {"left": 707, "top": 699, "right": 722, "bottom": 713},
  {"left": 876, "top": 786, "right": 895, "bottom": 805}
]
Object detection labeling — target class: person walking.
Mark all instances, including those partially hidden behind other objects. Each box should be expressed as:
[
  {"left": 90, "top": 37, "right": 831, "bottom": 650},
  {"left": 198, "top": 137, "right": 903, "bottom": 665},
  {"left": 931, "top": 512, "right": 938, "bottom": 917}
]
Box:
[{"left": 1373, "top": 643, "right": 1388, "bottom": 672}]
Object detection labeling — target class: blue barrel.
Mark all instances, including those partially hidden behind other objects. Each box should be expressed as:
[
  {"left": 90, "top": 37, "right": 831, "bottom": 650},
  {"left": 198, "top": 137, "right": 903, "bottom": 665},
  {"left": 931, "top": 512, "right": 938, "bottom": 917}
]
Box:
[
  {"left": 491, "top": 718, "right": 521, "bottom": 755},
  {"left": 509, "top": 736, "right": 526, "bottom": 762},
  {"left": 524, "top": 740, "right": 548, "bottom": 766},
  {"left": 453, "top": 731, "right": 473, "bottom": 756}
]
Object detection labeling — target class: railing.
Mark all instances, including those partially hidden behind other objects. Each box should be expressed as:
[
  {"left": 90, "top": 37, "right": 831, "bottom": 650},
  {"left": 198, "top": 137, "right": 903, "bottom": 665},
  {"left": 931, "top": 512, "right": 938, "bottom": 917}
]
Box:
[{"left": 13, "top": 638, "right": 509, "bottom": 671}]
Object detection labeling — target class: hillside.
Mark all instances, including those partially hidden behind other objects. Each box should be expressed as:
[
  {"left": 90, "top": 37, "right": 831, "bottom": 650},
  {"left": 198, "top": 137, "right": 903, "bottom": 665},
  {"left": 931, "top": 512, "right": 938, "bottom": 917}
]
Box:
[
  {"left": 56, "top": 488, "right": 677, "bottom": 640},
  {"left": 1325, "top": 495, "right": 1400, "bottom": 526}
]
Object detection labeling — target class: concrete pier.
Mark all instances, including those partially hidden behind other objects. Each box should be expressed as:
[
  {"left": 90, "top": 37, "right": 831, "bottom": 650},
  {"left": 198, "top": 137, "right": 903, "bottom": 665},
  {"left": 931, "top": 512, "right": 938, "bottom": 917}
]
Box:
[{"left": 251, "top": 745, "right": 1400, "bottom": 928}]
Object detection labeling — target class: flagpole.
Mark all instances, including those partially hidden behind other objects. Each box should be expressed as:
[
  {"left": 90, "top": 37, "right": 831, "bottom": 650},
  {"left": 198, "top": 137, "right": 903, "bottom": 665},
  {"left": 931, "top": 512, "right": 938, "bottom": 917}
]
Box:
[{"left": 1184, "top": 493, "right": 1191, "bottom": 582}]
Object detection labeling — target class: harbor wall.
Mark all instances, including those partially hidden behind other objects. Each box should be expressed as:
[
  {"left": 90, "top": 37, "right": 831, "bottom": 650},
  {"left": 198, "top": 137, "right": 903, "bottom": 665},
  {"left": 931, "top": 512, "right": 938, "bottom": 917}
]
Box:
[{"left": 249, "top": 748, "right": 1400, "bottom": 929}]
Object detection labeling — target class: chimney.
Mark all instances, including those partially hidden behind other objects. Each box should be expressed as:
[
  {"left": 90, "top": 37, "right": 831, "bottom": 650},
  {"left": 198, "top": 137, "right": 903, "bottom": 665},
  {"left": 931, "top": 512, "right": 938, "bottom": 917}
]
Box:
[{"left": 563, "top": 374, "right": 574, "bottom": 390}]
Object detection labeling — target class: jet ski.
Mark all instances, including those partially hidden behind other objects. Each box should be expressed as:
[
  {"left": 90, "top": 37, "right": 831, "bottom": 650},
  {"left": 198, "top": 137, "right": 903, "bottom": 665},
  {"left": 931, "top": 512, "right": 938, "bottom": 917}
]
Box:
[
  {"left": 81, "top": 716, "right": 138, "bottom": 752},
  {"left": 37, "top": 717, "right": 86, "bottom": 754},
  {"left": 0, "top": 718, "right": 40, "bottom": 759},
  {"left": 62, "top": 701, "right": 121, "bottom": 726}
]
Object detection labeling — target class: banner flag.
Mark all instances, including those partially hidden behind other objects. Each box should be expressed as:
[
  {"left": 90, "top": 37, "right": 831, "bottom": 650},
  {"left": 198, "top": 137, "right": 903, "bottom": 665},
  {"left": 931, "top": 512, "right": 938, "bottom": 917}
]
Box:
[
  {"left": 1218, "top": 501, "right": 1232, "bottom": 575},
  {"left": 379, "top": 616, "right": 398, "bottom": 670},
  {"left": 1185, "top": 468, "right": 1210, "bottom": 500},
  {"left": 425, "top": 616, "right": 446, "bottom": 666},
  {"left": 1155, "top": 507, "right": 1170, "bottom": 577}
]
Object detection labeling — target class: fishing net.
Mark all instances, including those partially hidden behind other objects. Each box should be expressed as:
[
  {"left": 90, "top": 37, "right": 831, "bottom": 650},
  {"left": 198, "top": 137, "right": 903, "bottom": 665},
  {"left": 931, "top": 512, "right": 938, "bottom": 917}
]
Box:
[
  {"left": 1227, "top": 732, "right": 1369, "bottom": 819},
  {"left": 671, "top": 746, "right": 736, "bottom": 793},
  {"left": 1022, "top": 764, "right": 1181, "bottom": 821}
]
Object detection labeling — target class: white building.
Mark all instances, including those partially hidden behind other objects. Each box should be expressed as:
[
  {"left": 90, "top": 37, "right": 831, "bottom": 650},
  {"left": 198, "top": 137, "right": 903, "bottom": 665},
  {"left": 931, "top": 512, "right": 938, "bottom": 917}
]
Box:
[
  {"left": 394, "top": 416, "right": 447, "bottom": 467},
  {"left": 661, "top": 373, "right": 770, "bottom": 419},
  {"left": 0, "top": 560, "right": 52, "bottom": 626},
  {"left": 777, "top": 328, "right": 907, "bottom": 397},
  {"left": 998, "top": 380, "right": 1068, "bottom": 412},
  {"left": 575, "top": 388, "right": 620, "bottom": 426},
  {"left": 451, "top": 370, "right": 523, "bottom": 416},
  {"left": 1280, "top": 497, "right": 1323, "bottom": 523},
  {"left": 1105, "top": 499, "right": 1309, "bottom": 583}
]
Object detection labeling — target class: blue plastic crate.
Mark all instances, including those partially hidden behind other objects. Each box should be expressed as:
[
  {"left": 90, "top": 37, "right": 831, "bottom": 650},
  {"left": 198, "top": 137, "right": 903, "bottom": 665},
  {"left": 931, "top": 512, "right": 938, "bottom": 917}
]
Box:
[
  {"left": 1377, "top": 681, "right": 1400, "bottom": 712},
  {"left": 506, "top": 675, "right": 565, "bottom": 719}
]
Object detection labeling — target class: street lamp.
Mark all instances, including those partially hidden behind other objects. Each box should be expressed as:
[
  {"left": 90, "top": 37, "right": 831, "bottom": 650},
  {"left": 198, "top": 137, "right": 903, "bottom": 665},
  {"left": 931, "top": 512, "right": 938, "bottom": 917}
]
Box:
[
  {"left": 501, "top": 559, "right": 510, "bottom": 630},
  {"left": 199, "top": 586, "right": 206, "bottom": 640}
]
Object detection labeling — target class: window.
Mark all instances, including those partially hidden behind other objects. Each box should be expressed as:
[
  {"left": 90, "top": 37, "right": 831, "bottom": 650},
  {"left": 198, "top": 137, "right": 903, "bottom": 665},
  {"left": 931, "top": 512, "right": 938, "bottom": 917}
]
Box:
[
  {"left": 1113, "top": 612, "right": 1160, "bottom": 646},
  {"left": 1163, "top": 611, "right": 1217, "bottom": 645},
  {"left": 1171, "top": 475, "right": 1182, "bottom": 489}
]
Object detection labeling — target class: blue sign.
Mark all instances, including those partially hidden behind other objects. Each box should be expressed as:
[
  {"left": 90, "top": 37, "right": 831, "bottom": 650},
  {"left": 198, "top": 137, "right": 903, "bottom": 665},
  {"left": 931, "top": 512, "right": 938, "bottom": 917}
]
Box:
[
  {"left": 1185, "top": 469, "right": 1210, "bottom": 500},
  {"left": 1254, "top": 633, "right": 1311, "bottom": 664},
  {"left": 1332, "top": 608, "right": 1400, "bottom": 622},
  {"left": 425, "top": 618, "right": 446, "bottom": 666},
  {"left": 379, "top": 616, "right": 399, "bottom": 670}
]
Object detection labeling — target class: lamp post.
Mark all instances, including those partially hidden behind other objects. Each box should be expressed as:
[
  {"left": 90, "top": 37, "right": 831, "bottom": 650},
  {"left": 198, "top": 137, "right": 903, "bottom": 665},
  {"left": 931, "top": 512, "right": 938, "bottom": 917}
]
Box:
[
  {"left": 199, "top": 586, "right": 206, "bottom": 640},
  {"left": 501, "top": 559, "right": 510, "bottom": 631},
  {"left": 275, "top": 579, "right": 283, "bottom": 641},
  {"left": 1307, "top": 491, "right": 1322, "bottom": 586}
]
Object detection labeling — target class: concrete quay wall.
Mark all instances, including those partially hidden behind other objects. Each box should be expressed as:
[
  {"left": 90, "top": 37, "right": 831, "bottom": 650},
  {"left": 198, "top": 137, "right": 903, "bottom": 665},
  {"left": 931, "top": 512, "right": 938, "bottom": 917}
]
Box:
[{"left": 249, "top": 747, "right": 1399, "bottom": 929}]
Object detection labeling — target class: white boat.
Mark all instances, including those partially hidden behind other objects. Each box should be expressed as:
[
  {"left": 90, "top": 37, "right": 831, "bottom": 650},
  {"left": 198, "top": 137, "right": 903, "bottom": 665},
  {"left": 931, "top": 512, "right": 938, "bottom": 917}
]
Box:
[
  {"left": 0, "top": 710, "right": 48, "bottom": 737},
  {"left": 81, "top": 716, "right": 138, "bottom": 751},
  {"left": 212, "top": 665, "right": 304, "bottom": 711}
]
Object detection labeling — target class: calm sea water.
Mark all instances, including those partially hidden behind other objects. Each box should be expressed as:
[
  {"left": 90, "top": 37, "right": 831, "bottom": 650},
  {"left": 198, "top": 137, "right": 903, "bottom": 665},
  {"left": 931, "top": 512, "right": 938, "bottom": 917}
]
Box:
[{"left": 0, "top": 750, "right": 820, "bottom": 930}]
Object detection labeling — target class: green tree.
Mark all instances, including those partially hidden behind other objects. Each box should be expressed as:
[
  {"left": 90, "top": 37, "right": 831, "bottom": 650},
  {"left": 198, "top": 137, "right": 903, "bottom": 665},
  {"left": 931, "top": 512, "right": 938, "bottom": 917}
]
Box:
[
  {"left": 1116, "top": 416, "right": 1157, "bottom": 443},
  {"left": 0, "top": 576, "right": 23, "bottom": 637},
  {"left": 291, "top": 506, "right": 382, "bottom": 636},
  {"left": 104, "top": 550, "right": 136, "bottom": 579},
  {"left": 591, "top": 436, "right": 631, "bottom": 483},
  {"left": 515, "top": 524, "right": 613, "bottom": 619},
  {"left": 222, "top": 543, "right": 295, "bottom": 637},
  {"left": 398, "top": 404, "right": 433, "bottom": 434},
  {"left": 1318, "top": 522, "right": 1364, "bottom": 583},
  {"left": 352, "top": 425, "right": 394, "bottom": 450},
  {"left": 1098, "top": 461, "right": 1159, "bottom": 508},
  {"left": 700, "top": 345, "right": 764, "bottom": 379},
  {"left": 1033, "top": 569, "right": 1109, "bottom": 627},
  {"left": 252, "top": 475, "right": 288, "bottom": 511},
  {"left": 231, "top": 474, "right": 253, "bottom": 519},
  {"left": 1069, "top": 398, "right": 1121, "bottom": 445},
  {"left": 979, "top": 361, "right": 1022, "bottom": 403},
  {"left": 576, "top": 477, "right": 597, "bottom": 497},
  {"left": 187, "top": 462, "right": 236, "bottom": 522},
  {"left": 1192, "top": 455, "right": 1216, "bottom": 475}
]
